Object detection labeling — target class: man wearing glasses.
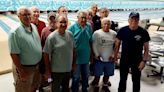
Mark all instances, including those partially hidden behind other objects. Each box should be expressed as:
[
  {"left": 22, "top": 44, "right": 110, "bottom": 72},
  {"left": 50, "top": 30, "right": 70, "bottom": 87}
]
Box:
[{"left": 8, "top": 7, "right": 42, "bottom": 92}]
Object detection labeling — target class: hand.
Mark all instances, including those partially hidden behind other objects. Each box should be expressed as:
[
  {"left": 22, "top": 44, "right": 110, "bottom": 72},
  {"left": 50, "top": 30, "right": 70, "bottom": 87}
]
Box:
[
  {"left": 95, "top": 56, "right": 100, "bottom": 60},
  {"left": 109, "top": 56, "right": 114, "bottom": 61},
  {"left": 90, "top": 57, "right": 94, "bottom": 64},
  {"left": 138, "top": 61, "right": 146, "bottom": 71},
  {"left": 114, "top": 56, "right": 118, "bottom": 64}
]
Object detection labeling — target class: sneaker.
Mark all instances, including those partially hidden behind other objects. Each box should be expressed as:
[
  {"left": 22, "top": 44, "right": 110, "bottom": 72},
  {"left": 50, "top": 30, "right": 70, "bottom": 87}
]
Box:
[
  {"left": 39, "top": 87, "right": 44, "bottom": 92},
  {"left": 94, "top": 86, "right": 99, "bottom": 92},
  {"left": 102, "top": 86, "right": 110, "bottom": 92},
  {"left": 107, "top": 81, "right": 111, "bottom": 87}
]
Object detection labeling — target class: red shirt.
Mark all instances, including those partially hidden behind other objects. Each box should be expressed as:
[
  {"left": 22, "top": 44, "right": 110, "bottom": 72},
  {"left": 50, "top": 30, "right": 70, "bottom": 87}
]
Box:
[
  {"left": 41, "top": 26, "right": 54, "bottom": 48},
  {"left": 32, "top": 20, "right": 46, "bottom": 37}
]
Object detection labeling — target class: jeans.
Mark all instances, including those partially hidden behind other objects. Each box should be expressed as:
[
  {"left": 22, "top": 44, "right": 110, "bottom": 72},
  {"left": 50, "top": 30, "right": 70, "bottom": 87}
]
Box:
[{"left": 71, "top": 64, "right": 89, "bottom": 92}]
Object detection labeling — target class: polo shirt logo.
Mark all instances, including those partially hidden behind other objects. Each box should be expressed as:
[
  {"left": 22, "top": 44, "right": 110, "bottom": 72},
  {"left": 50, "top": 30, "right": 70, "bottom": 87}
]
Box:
[
  {"left": 96, "top": 19, "right": 100, "bottom": 22},
  {"left": 134, "top": 35, "right": 141, "bottom": 41}
]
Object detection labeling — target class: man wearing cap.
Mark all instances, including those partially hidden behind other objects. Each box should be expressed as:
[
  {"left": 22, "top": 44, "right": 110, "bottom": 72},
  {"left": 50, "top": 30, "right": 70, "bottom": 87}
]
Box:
[
  {"left": 114, "top": 12, "right": 150, "bottom": 92},
  {"left": 39, "top": 12, "right": 56, "bottom": 92},
  {"left": 41, "top": 12, "right": 56, "bottom": 48}
]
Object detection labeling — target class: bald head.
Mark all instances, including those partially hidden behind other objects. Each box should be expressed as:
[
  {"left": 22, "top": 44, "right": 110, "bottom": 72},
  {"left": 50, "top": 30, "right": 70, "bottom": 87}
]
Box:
[
  {"left": 58, "top": 6, "right": 68, "bottom": 15},
  {"left": 91, "top": 4, "right": 98, "bottom": 16},
  {"left": 99, "top": 7, "right": 109, "bottom": 18}
]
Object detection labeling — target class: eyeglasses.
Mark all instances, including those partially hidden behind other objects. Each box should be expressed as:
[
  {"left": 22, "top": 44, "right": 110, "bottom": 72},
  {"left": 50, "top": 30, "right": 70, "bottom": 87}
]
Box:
[
  {"left": 59, "top": 21, "right": 67, "bottom": 24},
  {"left": 80, "top": 17, "right": 87, "bottom": 19},
  {"left": 62, "top": 10, "right": 68, "bottom": 13}
]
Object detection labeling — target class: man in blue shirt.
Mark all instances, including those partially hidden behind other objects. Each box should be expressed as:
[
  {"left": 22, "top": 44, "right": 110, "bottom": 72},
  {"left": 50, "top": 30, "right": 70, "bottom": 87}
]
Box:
[
  {"left": 114, "top": 12, "right": 150, "bottom": 92},
  {"left": 69, "top": 10, "right": 92, "bottom": 92}
]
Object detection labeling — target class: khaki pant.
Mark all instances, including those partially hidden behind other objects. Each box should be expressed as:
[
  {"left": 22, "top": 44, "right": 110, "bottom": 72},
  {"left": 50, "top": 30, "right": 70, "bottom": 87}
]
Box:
[{"left": 12, "top": 63, "right": 41, "bottom": 92}]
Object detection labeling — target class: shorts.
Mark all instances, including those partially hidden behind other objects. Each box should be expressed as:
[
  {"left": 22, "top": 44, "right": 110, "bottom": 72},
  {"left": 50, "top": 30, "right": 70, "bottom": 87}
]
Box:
[{"left": 94, "top": 60, "right": 115, "bottom": 77}]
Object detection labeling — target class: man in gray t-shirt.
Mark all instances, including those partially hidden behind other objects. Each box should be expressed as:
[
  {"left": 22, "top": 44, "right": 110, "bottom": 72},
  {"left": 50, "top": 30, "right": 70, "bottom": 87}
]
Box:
[{"left": 43, "top": 14, "right": 74, "bottom": 92}]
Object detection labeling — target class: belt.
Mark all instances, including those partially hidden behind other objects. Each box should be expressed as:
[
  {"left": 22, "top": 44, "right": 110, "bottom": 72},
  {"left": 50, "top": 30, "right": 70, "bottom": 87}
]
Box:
[{"left": 21, "top": 62, "right": 40, "bottom": 67}]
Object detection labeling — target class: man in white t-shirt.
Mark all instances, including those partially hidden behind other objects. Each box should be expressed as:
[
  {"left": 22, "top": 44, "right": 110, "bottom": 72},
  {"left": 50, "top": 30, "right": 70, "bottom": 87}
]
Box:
[{"left": 92, "top": 18, "right": 117, "bottom": 92}]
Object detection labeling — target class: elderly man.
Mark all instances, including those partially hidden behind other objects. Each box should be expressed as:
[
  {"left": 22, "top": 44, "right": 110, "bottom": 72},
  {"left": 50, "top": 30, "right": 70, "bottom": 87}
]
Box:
[
  {"left": 8, "top": 7, "right": 42, "bottom": 92},
  {"left": 30, "top": 6, "right": 46, "bottom": 37},
  {"left": 69, "top": 10, "right": 92, "bottom": 92},
  {"left": 99, "top": 7, "right": 118, "bottom": 31},
  {"left": 92, "top": 18, "right": 116, "bottom": 92},
  {"left": 114, "top": 12, "right": 150, "bottom": 92},
  {"left": 43, "top": 14, "right": 74, "bottom": 92},
  {"left": 91, "top": 7, "right": 118, "bottom": 87}
]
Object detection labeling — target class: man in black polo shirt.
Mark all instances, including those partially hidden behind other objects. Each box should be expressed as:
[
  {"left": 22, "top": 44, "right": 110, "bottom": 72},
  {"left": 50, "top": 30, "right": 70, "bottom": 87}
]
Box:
[
  {"left": 91, "top": 4, "right": 101, "bottom": 32},
  {"left": 114, "top": 12, "right": 150, "bottom": 92},
  {"left": 91, "top": 5, "right": 118, "bottom": 32}
]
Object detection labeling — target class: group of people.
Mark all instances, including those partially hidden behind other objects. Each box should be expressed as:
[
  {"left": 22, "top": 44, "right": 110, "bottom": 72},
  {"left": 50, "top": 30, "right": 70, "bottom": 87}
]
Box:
[{"left": 8, "top": 4, "right": 150, "bottom": 92}]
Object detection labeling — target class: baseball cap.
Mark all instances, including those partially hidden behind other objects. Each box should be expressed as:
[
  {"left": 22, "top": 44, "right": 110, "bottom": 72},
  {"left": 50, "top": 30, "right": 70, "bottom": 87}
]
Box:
[
  {"left": 47, "top": 12, "right": 56, "bottom": 19},
  {"left": 129, "top": 12, "right": 140, "bottom": 19}
]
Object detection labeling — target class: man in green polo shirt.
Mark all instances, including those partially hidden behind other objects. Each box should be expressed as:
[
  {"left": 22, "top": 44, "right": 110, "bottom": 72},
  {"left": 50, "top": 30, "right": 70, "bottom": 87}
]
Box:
[
  {"left": 8, "top": 7, "right": 42, "bottom": 92},
  {"left": 69, "top": 10, "right": 92, "bottom": 92}
]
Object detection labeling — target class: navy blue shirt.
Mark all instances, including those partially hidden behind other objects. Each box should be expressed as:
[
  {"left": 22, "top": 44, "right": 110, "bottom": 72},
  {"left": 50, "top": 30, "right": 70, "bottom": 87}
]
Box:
[
  {"left": 116, "top": 26, "right": 150, "bottom": 62},
  {"left": 92, "top": 15, "right": 118, "bottom": 32}
]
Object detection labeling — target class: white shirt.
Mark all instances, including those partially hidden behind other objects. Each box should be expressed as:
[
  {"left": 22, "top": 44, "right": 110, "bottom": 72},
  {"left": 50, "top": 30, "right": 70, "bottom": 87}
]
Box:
[{"left": 92, "top": 29, "right": 117, "bottom": 62}]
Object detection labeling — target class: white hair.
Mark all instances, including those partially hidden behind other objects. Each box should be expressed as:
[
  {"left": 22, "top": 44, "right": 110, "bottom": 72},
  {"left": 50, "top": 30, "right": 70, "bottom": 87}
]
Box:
[
  {"left": 55, "top": 14, "right": 68, "bottom": 22},
  {"left": 77, "top": 10, "right": 88, "bottom": 17},
  {"left": 30, "top": 6, "right": 40, "bottom": 12},
  {"left": 101, "top": 17, "right": 111, "bottom": 24},
  {"left": 17, "top": 6, "right": 29, "bottom": 16}
]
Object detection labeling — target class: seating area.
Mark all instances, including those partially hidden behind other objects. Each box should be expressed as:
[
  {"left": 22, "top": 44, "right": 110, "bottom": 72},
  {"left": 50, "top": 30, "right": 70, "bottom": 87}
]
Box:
[
  {"left": 145, "top": 17, "right": 164, "bottom": 83},
  {"left": 147, "top": 36, "right": 164, "bottom": 83}
]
